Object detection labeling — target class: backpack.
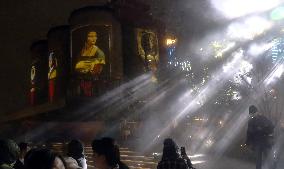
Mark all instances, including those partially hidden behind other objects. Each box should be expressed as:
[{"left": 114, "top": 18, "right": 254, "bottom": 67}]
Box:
[{"left": 255, "top": 115, "right": 274, "bottom": 135}]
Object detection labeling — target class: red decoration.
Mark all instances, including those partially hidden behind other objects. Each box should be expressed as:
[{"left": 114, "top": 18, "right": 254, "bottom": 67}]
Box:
[
  {"left": 49, "top": 79, "right": 55, "bottom": 102},
  {"left": 30, "top": 88, "right": 35, "bottom": 105},
  {"left": 80, "top": 80, "right": 93, "bottom": 97}
]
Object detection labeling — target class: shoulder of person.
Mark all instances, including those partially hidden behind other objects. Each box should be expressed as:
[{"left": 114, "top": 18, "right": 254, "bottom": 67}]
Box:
[{"left": 257, "top": 115, "right": 272, "bottom": 123}]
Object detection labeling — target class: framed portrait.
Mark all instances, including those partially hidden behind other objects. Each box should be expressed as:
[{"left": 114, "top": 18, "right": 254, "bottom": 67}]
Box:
[
  {"left": 72, "top": 25, "right": 111, "bottom": 79},
  {"left": 71, "top": 25, "right": 111, "bottom": 96},
  {"left": 136, "top": 28, "right": 159, "bottom": 72}
]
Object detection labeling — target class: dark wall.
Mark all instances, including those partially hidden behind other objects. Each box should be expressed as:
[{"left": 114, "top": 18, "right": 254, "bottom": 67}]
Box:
[{"left": 0, "top": 0, "right": 108, "bottom": 114}]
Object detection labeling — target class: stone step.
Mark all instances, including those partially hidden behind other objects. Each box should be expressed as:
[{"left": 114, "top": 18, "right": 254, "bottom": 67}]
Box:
[
  {"left": 127, "top": 166, "right": 151, "bottom": 169},
  {"left": 86, "top": 157, "right": 156, "bottom": 168},
  {"left": 121, "top": 160, "right": 157, "bottom": 166},
  {"left": 120, "top": 155, "right": 154, "bottom": 162},
  {"left": 88, "top": 166, "right": 151, "bottom": 169},
  {"left": 120, "top": 150, "right": 138, "bottom": 155},
  {"left": 48, "top": 143, "right": 156, "bottom": 169}
]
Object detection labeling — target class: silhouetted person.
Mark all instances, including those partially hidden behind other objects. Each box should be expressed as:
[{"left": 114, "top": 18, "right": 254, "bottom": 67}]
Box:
[
  {"left": 0, "top": 139, "right": 19, "bottom": 169},
  {"left": 101, "top": 137, "right": 129, "bottom": 169},
  {"left": 24, "top": 148, "right": 66, "bottom": 169},
  {"left": 14, "top": 142, "right": 30, "bottom": 169},
  {"left": 92, "top": 137, "right": 128, "bottom": 169},
  {"left": 67, "top": 140, "right": 87, "bottom": 169},
  {"left": 157, "top": 138, "right": 188, "bottom": 169},
  {"left": 246, "top": 105, "right": 274, "bottom": 169},
  {"left": 180, "top": 147, "right": 194, "bottom": 169}
]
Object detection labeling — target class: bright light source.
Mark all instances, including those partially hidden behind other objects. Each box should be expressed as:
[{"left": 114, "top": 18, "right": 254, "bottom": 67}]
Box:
[
  {"left": 248, "top": 42, "right": 274, "bottom": 56},
  {"left": 270, "top": 5, "right": 284, "bottom": 20},
  {"left": 274, "top": 64, "right": 284, "bottom": 78},
  {"left": 191, "top": 160, "right": 206, "bottom": 165},
  {"left": 205, "top": 138, "right": 214, "bottom": 147},
  {"left": 211, "top": 41, "right": 236, "bottom": 58},
  {"left": 232, "top": 91, "right": 242, "bottom": 100},
  {"left": 223, "top": 42, "right": 236, "bottom": 52},
  {"left": 223, "top": 50, "right": 244, "bottom": 73},
  {"left": 227, "top": 16, "right": 272, "bottom": 40},
  {"left": 233, "top": 60, "right": 253, "bottom": 85},
  {"left": 188, "top": 154, "right": 205, "bottom": 158},
  {"left": 240, "top": 60, "right": 253, "bottom": 74},
  {"left": 223, "top": 64, "right": 232, "bottom": 73},
  {"left": 246, "top": 77, "right": 252, "bottom": 84},
  {"left": 210, "top": 0, "right": 281, "bottom": 19},
  {"left": 166, "top": 38, "right": 177, "bottom": 46},
  {"left": 265, "top": 64, "right": 284, "bottom": 85}
]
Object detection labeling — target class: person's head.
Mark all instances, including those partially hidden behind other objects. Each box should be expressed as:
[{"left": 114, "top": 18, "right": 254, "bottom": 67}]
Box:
[
  {"left": 0, "top": 139, "right": 20, "bottom": 165},
  {"left": 249, "top": 105, "right": 258, "bottom": 117},
  {"left": 67, "top": 139, "right": 84, "bottom": 159},
  {"left": 18, "top": 142, "right": 30, "bottom": 159},
  {"left": 161, "top": 138, "right": 179, "bottom": 160},
  {"left": 101, "top": 137, "right": 120, "bottom": 161},
  {"left": 24, "top": 148, "right": 66, "bottom": 169},
  {"left": 101, "top": 137, "right": 115, "bottom": 145},
  {"left": 91, "top": 138, "right": 119, "bottom": 169},
  {"left": 86, "top": 31, "right": 97, "bottom": 46}
]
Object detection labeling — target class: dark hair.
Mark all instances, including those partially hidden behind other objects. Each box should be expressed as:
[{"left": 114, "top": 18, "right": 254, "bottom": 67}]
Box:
[
  {"left": 101, "top": 137, "right": 121, "bottom": 161},
  {"left": 24, "top": 148, "right": 66, "bottom": 169},
  {"left": 249, "top": 105, "right": 258, "bottom": 114},
  {"left": 0, "top": 139, "right": 19, "bottom": 165},
  {"left": 18, "top": 142, "right": 29, "bottom": 152},
  {"left": 67, "top": 139, "right": 84, "bottom": 159},
  {"left": 161, "top": 138, "right": 179, "bottom": 160},
  {"left": 101, "top": 137, "right": 115, "bottom": 144},
  {"left": 92, "top": 138, "right": 119, "bottom": 168}
]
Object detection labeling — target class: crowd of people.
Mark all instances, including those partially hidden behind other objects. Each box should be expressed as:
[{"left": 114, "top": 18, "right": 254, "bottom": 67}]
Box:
[
  {"left": 0, "top": 137, "right": 131, "bottom": 169},
  {"left": 1, "top": 105, "right": 275, "bottom": 169},
  {"left": 0, "top": 137, "right": 196, "bottom": 169}
]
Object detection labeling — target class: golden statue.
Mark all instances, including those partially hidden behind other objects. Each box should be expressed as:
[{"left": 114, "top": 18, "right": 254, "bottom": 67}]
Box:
[{"left": 137, "top": 29, "right": 159, "bottom": 82}]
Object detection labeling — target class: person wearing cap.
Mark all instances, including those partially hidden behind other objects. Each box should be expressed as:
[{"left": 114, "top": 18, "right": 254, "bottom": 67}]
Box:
[
  {"left": 246, "top": 105, "right": 274, "bottom": 169},
  {"left": 157, "top": 138, "right": 188, "bottom": 169},
  {"left": 0, "top": 139, "right": 20, "bottom": 169}
]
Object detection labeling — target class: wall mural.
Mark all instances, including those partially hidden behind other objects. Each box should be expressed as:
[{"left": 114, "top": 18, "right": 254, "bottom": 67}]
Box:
[
  {"left": 75, "top": 31, "right": 106, "bottom": 76},
  {"left": 30, "top": 64, "right": 37, "bottom": 105},
  {"left": 136, "top": 28, "right": 159, "bottom": 82},
  {"left": 72, "top": 25, "right": 110, "bottom": 97},
  {"left": 48, "top": 52, "right": 58, "bottom": 102}
]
